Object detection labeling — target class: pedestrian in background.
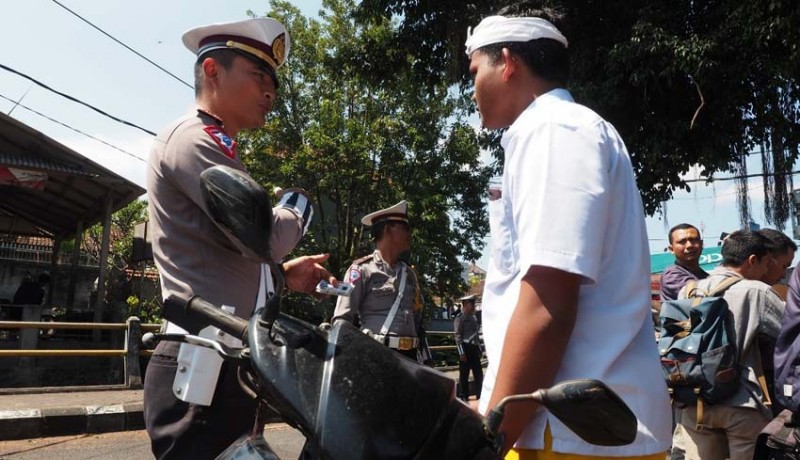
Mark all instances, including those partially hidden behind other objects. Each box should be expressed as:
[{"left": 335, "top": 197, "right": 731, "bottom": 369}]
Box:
[
  {"left": 660, "top": 223, "right": 709, "bottom": 302},
  {"left": 676, "top": 231, "right": 783, "bottom": 460},
  {"left": 332, "top": 201, "right": 431, "bottom": 362},
  {"left": 454, "top": 294, "right": 483, "bottom": 401}
]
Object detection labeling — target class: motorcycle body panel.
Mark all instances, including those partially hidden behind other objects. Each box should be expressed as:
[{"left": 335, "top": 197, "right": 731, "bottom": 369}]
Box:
[{"left": 248, "top": 314, "right": 495, "bottom": 459}]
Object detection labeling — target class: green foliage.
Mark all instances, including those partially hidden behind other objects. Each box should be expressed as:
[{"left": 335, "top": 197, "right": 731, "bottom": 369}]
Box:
[
  {"left": 127, "top": 294, "right": 162, "bottom": 324},
  {"left": 356, "top": 0, "right": 800, "bottom": 225},
  {"left": 74, "top": 199, "right": 150, "bottom": 312},
  {"left": 83, "top": 199, "right": 149, "bottom": 270},
  {"left": 241, "top": 0, "right": 491, "bottom": 320}
]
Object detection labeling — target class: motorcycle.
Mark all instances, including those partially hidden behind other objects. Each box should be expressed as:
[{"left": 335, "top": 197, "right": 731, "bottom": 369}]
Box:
[{"left": 142, "top": 165, "right": 639, "bottom": 459}]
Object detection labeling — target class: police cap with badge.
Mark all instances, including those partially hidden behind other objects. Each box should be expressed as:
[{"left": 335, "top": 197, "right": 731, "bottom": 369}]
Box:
[
  {"left": 459, "top": 294, "right": 477, "bottom": 305},
  {"left": 182, "top": 17, "right": 291, "bottom": 87},
  {"left": 362, "top": 200, "right": 409, "bottom": 238}
]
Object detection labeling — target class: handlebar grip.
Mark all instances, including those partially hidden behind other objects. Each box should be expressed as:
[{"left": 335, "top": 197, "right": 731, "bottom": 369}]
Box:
[
  {"left": 185, "top": 296, "right": 249, "bottom": 342},
  {"left": 162, "top": 296, "right": 248, "bottom": 342}
]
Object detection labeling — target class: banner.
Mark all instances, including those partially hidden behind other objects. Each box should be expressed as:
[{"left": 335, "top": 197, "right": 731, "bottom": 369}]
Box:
[{"left": 0, "top": 167, "right": 47, "bottom": 190}]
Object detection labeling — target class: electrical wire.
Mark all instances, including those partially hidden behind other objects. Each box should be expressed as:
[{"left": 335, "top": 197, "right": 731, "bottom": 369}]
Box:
[
  {"left": 0, "top": 91, "right": 147, "bottom": 163},
  {"left": 51, "top": 0, "right": 194, "bottom": 90},
  {"left": 0, "top": 62, "right": 156, "bottom": 136},
  {"left": 683, "top": 169, "right": 800, "bottom": 183}
]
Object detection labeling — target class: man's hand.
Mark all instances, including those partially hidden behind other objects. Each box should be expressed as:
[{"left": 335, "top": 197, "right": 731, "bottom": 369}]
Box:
[
  {"left": 459, "top": 354, "right": 467, "bottom": 363},
  {"left": 282, "top": 254, "right": 337, "bottom": 294}
]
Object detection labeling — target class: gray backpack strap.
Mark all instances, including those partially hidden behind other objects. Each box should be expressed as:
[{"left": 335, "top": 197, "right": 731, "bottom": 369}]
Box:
[{"left": 708, "top": 276, "right": 743, "bottom": 297}]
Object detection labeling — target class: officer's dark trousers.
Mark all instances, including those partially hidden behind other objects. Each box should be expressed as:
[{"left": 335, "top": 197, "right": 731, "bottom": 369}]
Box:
[
  {"left": 458, "top": 343, "right": 483, "bottom": 400},
  {"left": 144, "top": 341, "right": 258, "bottom": 459}
]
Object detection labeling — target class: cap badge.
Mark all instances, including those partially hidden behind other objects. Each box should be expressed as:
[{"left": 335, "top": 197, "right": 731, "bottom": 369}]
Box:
[{"left": 272, "top": 33, "right": 286, "bottom": 65}]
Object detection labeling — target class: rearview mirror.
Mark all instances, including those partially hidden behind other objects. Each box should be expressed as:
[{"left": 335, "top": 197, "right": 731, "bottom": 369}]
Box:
[
  {"left": 538, "top": 379, "right": 637, "bottom": 446},
  {"left": 484, "top": 379, "right": 637, "bottom": 447},
  {"left": 199, "top": 165, "right": 273, "bottom": 261}
]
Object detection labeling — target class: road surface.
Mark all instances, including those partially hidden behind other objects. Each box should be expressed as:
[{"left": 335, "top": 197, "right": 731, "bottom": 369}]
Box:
[{"left": 0, "top": 423, "right": 305, "bottom": 459}]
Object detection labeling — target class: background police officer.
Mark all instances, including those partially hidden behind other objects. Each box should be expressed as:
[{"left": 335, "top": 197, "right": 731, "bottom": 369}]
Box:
[
  {"left": 454, "top": 294, "right": 483, "bottom": 400},
  {"left": 332, "top": 201, "right": 429, "bottom": 361}
]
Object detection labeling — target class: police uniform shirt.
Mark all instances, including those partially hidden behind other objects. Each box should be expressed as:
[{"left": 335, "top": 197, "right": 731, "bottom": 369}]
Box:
[
  {"left": 332, "top": 250, "right": 423, "bottom": 337},
  {"left": 147, "top": 110, "right": 304, "bottom": 320},
  {"left": 454, "top": 311, "right": 480, "bottom": 346}
]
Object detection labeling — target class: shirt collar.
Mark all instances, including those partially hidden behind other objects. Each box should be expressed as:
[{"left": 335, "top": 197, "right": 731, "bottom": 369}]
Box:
[{"left": 501, "top": 87, "right": 573, "bottom": 149}]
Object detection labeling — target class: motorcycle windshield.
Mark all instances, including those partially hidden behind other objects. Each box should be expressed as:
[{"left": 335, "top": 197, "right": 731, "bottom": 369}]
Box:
[{"left": 248, "top": 315, "right": 474, "bottom": 459}]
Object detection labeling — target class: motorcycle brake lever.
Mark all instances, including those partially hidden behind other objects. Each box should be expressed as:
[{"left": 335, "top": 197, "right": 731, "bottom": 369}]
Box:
[{"left": 142, "top": 332, "right": 247, "bottom": 361}]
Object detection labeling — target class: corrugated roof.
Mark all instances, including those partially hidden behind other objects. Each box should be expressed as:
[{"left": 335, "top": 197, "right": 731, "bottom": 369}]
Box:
[
  {"left": 0, "top": 153, "right": 95, "bottom": 176},
  {"left": 0, "top": 112, "right": 145, "bottom": 239}
]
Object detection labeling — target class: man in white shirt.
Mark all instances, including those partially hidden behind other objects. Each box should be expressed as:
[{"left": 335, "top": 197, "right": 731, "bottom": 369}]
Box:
[{"left": 465, "top": 6, "right": 671, "bottom": 459}]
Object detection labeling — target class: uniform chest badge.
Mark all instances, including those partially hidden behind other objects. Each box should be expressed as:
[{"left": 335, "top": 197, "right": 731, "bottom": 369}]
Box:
[
  {"left": 204, "top": 126, "right": 237, "bottom": 159},
  {"left": 348, "top": 267, "right": 362, "bottom": 283}
]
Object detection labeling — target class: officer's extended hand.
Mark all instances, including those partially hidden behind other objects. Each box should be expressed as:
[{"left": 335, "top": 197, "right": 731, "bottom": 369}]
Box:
[{"left": 282, "top": 254, "right": 337, "bottom": 294}]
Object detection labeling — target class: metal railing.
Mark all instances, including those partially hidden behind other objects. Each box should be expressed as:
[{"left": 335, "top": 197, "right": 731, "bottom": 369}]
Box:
[
  {"left": 0, "top": 321, "right": 475, "bottom": 390},
  {"left": 0, "top": 242, "right": 98, "bottom": 267},
  {"left": 0, "top": 317, "right": 159, "bottom": 388}
]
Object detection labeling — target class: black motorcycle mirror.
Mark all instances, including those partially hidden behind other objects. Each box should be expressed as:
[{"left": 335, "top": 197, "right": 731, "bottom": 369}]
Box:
[
  {"left": 484, "top": 379, "right": 637, "bottom": 448},
  {"left": 198, "top": 165, "right": 284, "bottom": 326}
]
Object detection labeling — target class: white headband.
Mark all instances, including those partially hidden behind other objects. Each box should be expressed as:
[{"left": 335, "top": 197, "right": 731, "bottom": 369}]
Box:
[{"left": 465, "top": 16, "right": 568, "bottom": 56}]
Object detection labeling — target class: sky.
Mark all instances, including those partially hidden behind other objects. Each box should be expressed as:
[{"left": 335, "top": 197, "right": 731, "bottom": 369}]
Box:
[
  {"left": 1, "top": 0, "right": 796, "bottom": 269},
  {"left": 0, "top": 0, "right": 323, "bottom": 187}
]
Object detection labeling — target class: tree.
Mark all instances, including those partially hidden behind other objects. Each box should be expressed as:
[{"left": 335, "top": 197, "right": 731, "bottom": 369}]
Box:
[
  {"left": 356, "top": 0, "right": 800, "bottom": 227},
  {"left": 84, "top": 199, "right": 148, "bottom": 271},
  {"left": 240, "top": 0, "right": 491, "bottom": 320},
  {"left": 81, "top": 199, "right": 159, "bottom": 322}
]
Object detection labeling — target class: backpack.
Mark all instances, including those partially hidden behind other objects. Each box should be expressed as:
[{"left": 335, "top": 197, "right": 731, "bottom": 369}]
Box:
[{"left": 658, "top": 276, "right": 742, "bottom": 407}]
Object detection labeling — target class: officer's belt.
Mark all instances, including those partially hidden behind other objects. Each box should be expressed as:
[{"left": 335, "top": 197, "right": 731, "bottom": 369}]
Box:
[{"left": 373, "top": 334, "right": 419, "bottom": 351}]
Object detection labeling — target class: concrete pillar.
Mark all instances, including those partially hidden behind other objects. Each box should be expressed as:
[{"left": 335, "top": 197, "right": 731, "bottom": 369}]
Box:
[
  {"left": 124, "top": 316, "right": 143, "bottom": 389},
  {"left": 93, "top": 198, "right": 112, "bottom": 341}
]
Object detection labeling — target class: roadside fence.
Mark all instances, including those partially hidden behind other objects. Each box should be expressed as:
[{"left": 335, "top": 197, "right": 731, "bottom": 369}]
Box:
[{"left": 0, "top": 320, "right": 469, "bottom": 391}]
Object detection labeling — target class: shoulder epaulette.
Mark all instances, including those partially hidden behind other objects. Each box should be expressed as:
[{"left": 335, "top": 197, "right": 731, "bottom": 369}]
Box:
[{"left": 350, "top": 254, "right": 373, "bottom": 266}]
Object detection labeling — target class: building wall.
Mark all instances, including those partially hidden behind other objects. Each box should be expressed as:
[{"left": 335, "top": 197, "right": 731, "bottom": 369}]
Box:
[{"left": 0, "top": 260, "right": 97, "bottom": 308}]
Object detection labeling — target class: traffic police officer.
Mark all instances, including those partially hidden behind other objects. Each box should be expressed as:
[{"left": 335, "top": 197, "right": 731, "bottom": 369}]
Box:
[
  {"left": 454, "top": 294, "right": 483, "bottom": 400},
  {"left": 144, "top": 17, "right": 334, "bottom": 459},
  {"left": 332, "top": 201, "right": 429, "bottom": 362}
]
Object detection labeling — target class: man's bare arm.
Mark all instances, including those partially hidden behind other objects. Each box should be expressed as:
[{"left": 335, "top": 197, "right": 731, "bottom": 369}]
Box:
[{"left": 486, "top": 265, "right": 581, "bottom": 453}]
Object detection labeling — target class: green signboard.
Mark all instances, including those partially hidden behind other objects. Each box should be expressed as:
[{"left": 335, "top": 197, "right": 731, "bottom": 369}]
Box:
[{"left": 650, "top": 246, "right": 722, "bottom": 274}]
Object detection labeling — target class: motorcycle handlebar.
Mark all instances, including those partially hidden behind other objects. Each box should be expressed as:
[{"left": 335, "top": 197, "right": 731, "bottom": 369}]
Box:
[
  {"left": 186, "top": 296, "right": 249, "bottom": 341},
  {"left": 163, "top": 296, "right": 249, "bottom": 342}
]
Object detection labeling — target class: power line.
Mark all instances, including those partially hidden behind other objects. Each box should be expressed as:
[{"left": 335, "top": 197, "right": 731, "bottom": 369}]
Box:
[
  {"left": 51, "top": 0, "right": 194, "bottom": 90},
  {"left": 0, "top": 62, "right": 156, "bottom": 136},
  {"left": 683, "top": 169, "right": 800, "bottom": 184},
  {"left": 7, "top": 84, "right": 32, "bottom": 116},
  {"left": 0, "top": 92, "right": 147, "bottom": 163}
]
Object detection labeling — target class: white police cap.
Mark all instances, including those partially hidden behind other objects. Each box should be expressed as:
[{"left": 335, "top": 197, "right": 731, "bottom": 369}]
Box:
[
  {"left": 361, "top": 200, "right": 409, "bottom": 226},
  {"left": 183, "top": 18, "right": 290, "bottom": 74}
]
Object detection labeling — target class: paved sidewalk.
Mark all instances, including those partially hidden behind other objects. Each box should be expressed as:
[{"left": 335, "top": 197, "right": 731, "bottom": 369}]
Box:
[
  {"left": 0, "top": 370, "right": 469, "bottom": 441},
  {"left": 0, "top": 388, "right": 144, "bottom": 441}
]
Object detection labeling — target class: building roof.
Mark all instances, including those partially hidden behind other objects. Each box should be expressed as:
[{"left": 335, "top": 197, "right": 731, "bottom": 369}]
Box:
[{"left": 0, "top": 112, "right": 145, "bottom": 239}]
